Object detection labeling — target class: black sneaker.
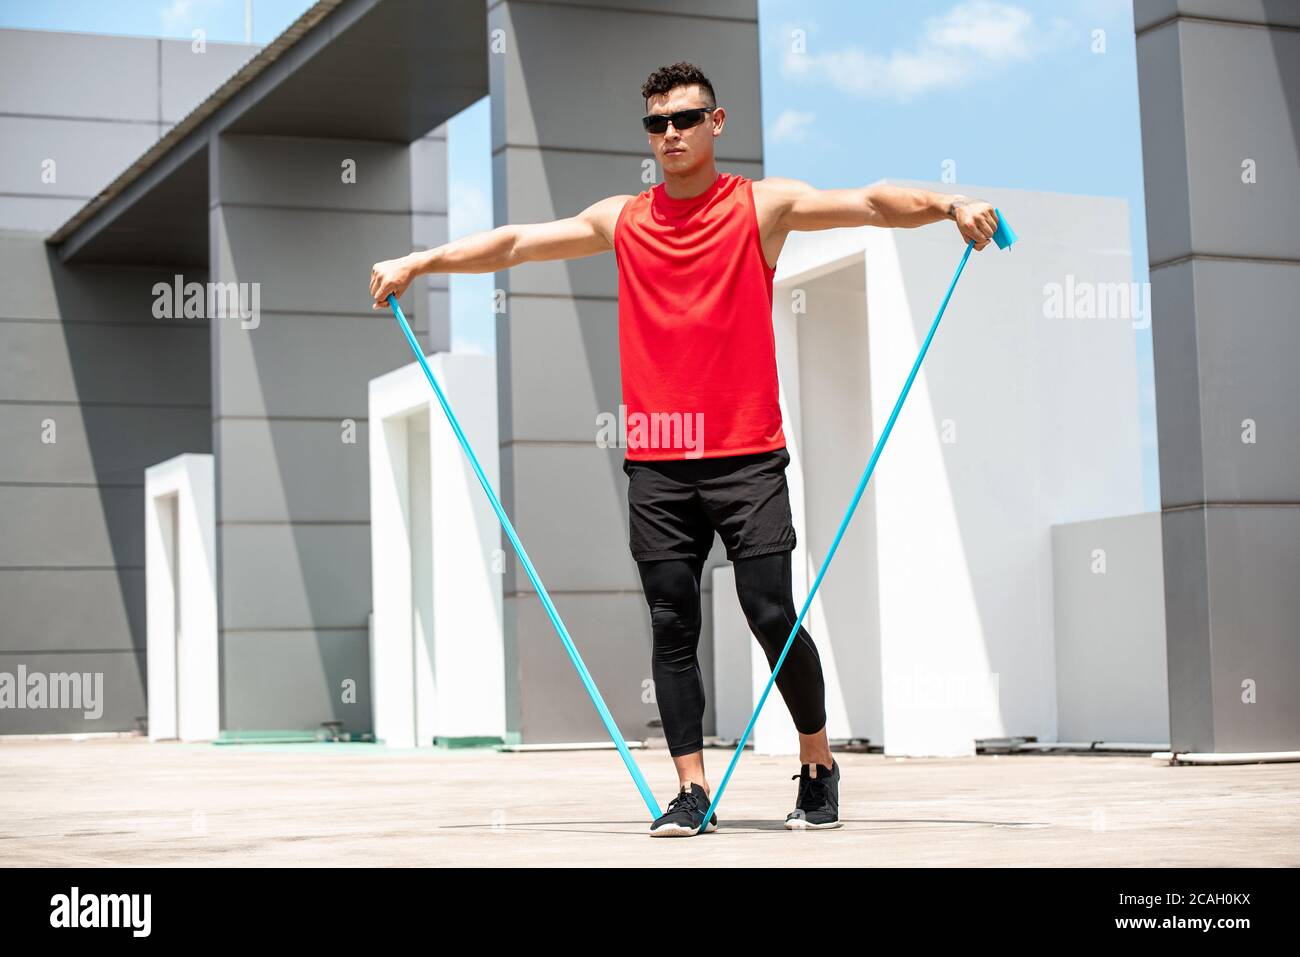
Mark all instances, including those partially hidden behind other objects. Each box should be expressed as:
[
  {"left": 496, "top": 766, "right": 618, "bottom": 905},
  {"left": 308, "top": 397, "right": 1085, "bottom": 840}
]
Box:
[
  {"left": 649, "top": 783, "right": 719, "bottom": 837},
  {"left": 785, "top": 759, "right": 842, "bottom": 829}
]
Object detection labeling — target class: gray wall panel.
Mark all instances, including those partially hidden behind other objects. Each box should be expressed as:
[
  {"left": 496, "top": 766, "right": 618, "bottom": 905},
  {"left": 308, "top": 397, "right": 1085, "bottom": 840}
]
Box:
[
  {"left": 0, "top": 485, "right": 142, "bottom": 568},
  {"left": 1149, "top": 262, "right": 1204, "bottom": 508},
  {"left": 0, "top": 568, "right": 142, "bottom": 654},
  {"left": 0, "top": 196, "right": 87, "bottom": 233},
  {"left": 1176, "top": 21, "right": 1300, "bottom": 262},
  {"left": 0, "top": 651, "right": 145, "bottom": 734},
  {"left": 0, "top": 321, "right": 209, "bottom": 405},
  {"left": 410, "top": 132, "right": 449, "bottom": 216},
  {"left": 213, "top": 312, "right": 418, "bottom": 419},
  {"left": 218, "top": 524, "right": 371, "bottom": 632},
  {"left": 221, "top": 630, "right": 371, "bottom": 734},
  {"left": 1134, "top": 23, "right": 1193, "bottom": 265},
  {"left": 1137, "top": 18, "right": 1300, "bottom": 265},
  {"left": 211, "top": 204, "right": 416, "bottom": 316},
  {"left": 1159, "top": 506, "right": 1215, "bottom": 751},
  {"left": 213, "top": 134, "right": 412, "bottom": 211},
  {"left": 0, "top": 404, "right": 209, "bottom": 485},
  {"left": 1189, "top": 259, "right": 1300, "bottom": 503},
  {"left": 216, "top": 417, "right": 370, "bottom": 523},
  {"left": 501, "top": 443, "right": 641, "bottom": 595},
  {"left": 500, "top": 295, "right": 619, "bottom": 444},
  {"left": 1204, "top": 506, "right": 1300, "bottom": 752},
  {"left": 0, "top": 30, "right": 159, "bottom": 120},
  {"left": 0, "top": 116, "right": 159, "bottom": 200},
  {"left": 424, "top": 288, "right": 450, "bottom": 350},
  {"left": 1, "top": 233, "right": 199, "bottom": 322}
]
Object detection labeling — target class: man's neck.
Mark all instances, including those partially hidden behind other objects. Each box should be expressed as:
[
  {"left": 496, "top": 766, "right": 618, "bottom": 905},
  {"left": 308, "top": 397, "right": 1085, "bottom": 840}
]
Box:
[{"left": 662, "top": 163, "right": 721, "bottom": 200}]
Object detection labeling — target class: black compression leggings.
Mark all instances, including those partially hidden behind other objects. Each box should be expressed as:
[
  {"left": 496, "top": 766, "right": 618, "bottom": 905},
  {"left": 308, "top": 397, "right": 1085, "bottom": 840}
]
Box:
[{"left": 635, "top": 550, "right": 827, "bottom": 757}]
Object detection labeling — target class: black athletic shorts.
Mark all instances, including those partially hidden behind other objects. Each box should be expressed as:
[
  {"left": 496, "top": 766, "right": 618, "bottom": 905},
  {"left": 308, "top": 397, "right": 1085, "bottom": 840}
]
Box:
[{"left": 622, "top": 447, "right": 798, "bottom": 563}]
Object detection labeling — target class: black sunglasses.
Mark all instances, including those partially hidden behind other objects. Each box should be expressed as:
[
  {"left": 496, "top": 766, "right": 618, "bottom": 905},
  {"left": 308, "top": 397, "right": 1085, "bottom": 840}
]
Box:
[{"left": 641, "top": 107, "right": 716, "bottom": 135}]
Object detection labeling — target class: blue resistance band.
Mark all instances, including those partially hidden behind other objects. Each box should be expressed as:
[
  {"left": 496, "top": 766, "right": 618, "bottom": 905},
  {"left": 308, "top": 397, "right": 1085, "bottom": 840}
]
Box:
[
  {"left": 385, "top": 293, "right": 661, "bottom": 820},
  {"left": 699, "top": 210, "right": 1017, "bottom": 829}
]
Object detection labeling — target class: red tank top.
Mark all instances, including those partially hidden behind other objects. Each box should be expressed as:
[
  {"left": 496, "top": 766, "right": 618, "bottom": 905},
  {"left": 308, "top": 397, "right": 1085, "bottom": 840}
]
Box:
[{"left": 614, "top": 172, "right": 785, "bottom": 461}]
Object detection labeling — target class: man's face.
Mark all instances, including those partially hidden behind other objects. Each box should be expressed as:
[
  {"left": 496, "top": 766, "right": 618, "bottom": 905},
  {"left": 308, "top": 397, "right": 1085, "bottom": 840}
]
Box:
[{"left": 644, "top": 84, "right": 723, "bottom": 175}]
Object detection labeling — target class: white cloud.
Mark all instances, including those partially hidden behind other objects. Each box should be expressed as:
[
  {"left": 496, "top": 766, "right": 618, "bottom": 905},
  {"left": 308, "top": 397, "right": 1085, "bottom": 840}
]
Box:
[
  {"left": 926, "top": 1, "right": 1036, "bottom": 59},
  {"left": 768, "top": 109, "right": 816, "bottom": 144},
  {"left": 160, "top": 0, "right": 222, "bottom": 35},
  {"left": 160, "top": 0, "right": 194, "bottom": 31},
  {"left": 781, "top": 1, "right": 1070, "bottom": 101}
]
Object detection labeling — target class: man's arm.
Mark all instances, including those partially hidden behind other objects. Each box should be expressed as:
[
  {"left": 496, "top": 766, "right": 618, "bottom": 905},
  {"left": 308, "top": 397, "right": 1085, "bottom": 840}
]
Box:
[
  {"left": 370, "top": 193, "right": 632, "bottom": 308},
  {"left": 760, "top": 178, "right": 1000, "bottom": 250}
]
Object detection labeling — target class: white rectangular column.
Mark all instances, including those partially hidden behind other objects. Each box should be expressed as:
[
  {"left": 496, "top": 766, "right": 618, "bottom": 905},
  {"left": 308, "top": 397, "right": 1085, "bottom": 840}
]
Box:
[
  {"left": 369, "top": 353, "right": 505, "bottom": 748},
  {"left": 144, "top": 453, "right": 218, "bottom": 742}
]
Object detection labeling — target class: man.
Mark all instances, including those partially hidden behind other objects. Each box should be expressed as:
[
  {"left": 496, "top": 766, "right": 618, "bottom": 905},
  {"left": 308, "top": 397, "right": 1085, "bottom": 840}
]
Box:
[{"left": 371, "top": 62, "right": 1001, "bottom": 837}]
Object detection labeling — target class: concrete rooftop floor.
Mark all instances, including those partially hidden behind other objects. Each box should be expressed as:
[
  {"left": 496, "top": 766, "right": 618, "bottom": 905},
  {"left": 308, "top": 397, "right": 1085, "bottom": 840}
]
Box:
[{"left": 2, "top": 738, "right": 1298, "bottom": 867}]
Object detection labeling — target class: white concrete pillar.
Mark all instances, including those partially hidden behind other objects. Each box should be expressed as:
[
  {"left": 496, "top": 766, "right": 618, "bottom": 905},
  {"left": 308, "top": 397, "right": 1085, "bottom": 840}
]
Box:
[
  {"left": 369, "top": 353, "right": 505, "bottom": 748},
  {"left": 770, "top": 184, "right": 1144, "bottom": 757},
  {"left": 144, "top": 453, "right": 218, "bottom": 742}
]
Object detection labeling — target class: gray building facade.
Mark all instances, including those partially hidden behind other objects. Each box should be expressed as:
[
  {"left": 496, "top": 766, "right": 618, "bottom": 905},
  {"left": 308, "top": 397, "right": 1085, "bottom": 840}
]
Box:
[
  {"left": 1134, "top": 0, "right": 1300, "bottom": 751},
  {"left": 1, "top": 0, "right": 764, "bottom": 744},
  {"left": 0, "top": 3, "right": 458, "bottom": 736},
  {"left": 1, "top": 30, "right": 257, "bottom": 733}
]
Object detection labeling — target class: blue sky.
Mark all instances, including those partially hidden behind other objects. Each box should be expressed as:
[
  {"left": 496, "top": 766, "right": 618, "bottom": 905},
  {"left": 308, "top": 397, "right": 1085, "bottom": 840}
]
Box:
[
  {"left": 0, "top": 0, "right": 1156, "bottom": 508},
  {"left": 0, "top": 0, "right": 311, "bottom": 42},
  {"left": 757, "top": 0, "right": 1156, "bottom": 507}
]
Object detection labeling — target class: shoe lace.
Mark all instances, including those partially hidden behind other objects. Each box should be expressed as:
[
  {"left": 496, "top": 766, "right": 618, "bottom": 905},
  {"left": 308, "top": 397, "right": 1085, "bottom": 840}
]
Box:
[
  {"left": 792, "top": 770, "right": 829, "bottom": 809},
  {"left": 666, "top": 787, "right": 701, "bottom": 815}
]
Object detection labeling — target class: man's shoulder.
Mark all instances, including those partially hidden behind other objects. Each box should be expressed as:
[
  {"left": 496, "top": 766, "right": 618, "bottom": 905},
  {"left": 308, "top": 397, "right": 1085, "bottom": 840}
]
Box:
[
  {"left": 749, "top": 177, "right": 815, "bottom": 224},
  {"left": 750, "top": 176, "right": 813, "bottom": 199},
  {"left": 597, "top": 192, "right": 642, "bottom": 211},
  {"left": 601, "top": 191, "right": 647, "bottom": 217},
  {"left": 589, "top": 192, "right": 642, "bottom": 241}
]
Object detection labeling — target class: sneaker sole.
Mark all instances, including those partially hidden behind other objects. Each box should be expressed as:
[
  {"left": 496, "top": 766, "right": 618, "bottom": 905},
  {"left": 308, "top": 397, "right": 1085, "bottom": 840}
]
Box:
[
  {"left": 649, "top": 819, "right": 718, "bottom": 838},
  {"left": 784, "top": 817, "right": 842, "bottom": 830}
]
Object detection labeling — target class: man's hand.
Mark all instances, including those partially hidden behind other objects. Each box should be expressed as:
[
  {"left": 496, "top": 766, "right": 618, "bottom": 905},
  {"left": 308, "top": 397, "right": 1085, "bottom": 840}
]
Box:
[
  {"left": 370, "top": 255, "right": 414, "bottom": 310},
  {"left": 948, "top": 197, "right": 999, "bottom": 251},
  {"left": 758, "top": 180, "right": 1003, "bottom": 254}
]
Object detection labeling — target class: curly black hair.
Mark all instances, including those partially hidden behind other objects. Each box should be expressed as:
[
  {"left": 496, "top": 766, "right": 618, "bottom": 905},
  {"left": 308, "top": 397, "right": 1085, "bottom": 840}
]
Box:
[{"left": 641, "top": 62, "right": 716, "bottom": 108}]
